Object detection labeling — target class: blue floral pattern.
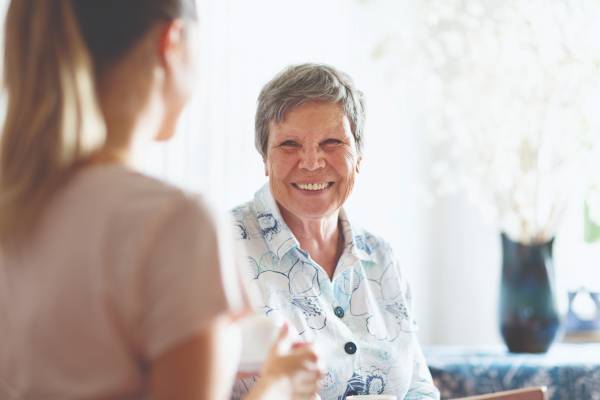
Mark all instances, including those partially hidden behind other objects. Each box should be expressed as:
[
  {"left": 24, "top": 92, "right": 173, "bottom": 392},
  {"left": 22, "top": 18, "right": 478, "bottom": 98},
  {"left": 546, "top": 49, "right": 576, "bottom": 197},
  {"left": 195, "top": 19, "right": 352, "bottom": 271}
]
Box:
[{"left": 231, "top": 184, "right": 439, "bottom": 400}]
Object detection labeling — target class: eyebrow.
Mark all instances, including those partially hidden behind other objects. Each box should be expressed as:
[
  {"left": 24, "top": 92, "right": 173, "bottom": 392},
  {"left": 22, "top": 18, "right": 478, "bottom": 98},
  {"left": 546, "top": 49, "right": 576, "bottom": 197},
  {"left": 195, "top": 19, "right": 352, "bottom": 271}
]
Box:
[
  {"left": 276, "top": 127, "right": 348, "bottom": 137},
  {"left": 274, "top": 134, "right": 302, "bottom": 141}
]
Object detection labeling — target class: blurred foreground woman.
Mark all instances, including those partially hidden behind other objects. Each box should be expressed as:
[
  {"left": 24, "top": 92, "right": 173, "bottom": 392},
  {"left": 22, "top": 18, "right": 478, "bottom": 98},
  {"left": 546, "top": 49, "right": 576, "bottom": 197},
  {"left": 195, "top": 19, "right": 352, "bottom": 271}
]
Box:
[{"left": 0, "top": 1, "right": 319, "bottom": 399}]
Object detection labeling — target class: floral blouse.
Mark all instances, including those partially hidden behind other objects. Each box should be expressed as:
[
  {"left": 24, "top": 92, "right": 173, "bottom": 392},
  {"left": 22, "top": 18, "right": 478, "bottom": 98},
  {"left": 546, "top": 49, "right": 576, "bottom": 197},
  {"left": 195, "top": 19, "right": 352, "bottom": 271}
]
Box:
[{"left": 231, "top": 184, "right": 439, "bottom": 400}]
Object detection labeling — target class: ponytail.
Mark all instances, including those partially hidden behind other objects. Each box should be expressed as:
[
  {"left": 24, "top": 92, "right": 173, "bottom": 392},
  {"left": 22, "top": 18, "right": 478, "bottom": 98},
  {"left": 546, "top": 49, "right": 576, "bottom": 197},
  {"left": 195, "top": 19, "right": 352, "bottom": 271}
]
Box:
[{"left": 0, "top": 0, "right": 105, "bottom": 243}]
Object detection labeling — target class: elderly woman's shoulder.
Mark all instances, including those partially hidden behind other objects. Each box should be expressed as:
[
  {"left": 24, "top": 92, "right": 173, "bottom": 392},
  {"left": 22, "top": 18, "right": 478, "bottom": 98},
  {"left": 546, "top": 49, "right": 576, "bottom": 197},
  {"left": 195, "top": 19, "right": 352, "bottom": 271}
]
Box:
[
  {"left": 230, "top": 200, "right": 252, "bottom": 219},
  {"left": 230, "top": 200, "right": 258, "bottom": 241},
  {"left": 348, "top": 223, "right": 396, "bottom": 259}
]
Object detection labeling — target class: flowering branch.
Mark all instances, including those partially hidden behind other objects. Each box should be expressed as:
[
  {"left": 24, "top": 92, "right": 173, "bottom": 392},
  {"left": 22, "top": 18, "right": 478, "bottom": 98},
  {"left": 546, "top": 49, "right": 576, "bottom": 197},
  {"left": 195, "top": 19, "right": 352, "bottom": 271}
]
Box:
[{"left": 423, "top": 0, "right": 600, "bottom": 243}]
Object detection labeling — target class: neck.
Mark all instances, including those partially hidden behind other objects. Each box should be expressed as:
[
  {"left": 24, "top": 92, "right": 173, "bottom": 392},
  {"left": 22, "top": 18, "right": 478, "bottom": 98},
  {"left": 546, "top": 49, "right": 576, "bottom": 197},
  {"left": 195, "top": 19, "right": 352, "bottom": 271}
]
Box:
[
  {"left": 91, "top": 41, "right": 160, "bottom": 167},
  {"left": 280, "top": 206, "right": 344, "bottom": 279},
  {"left": 283, "top": 209, "right": 340, "bottom": 243}
]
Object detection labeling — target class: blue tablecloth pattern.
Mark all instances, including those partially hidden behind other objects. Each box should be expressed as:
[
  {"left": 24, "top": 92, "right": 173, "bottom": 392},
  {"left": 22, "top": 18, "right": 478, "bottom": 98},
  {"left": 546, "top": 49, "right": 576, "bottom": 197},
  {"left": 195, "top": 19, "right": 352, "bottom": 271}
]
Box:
[{"left": 425, "top": 345, "right": 600, "bottom": 400}]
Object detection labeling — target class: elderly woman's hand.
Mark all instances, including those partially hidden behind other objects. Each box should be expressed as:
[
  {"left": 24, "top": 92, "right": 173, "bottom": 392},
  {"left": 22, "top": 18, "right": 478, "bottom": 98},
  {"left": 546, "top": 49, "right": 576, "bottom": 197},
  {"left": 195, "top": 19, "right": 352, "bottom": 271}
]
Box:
[{"left": 246, "top": 324, "right": 323, "bottom": 400}]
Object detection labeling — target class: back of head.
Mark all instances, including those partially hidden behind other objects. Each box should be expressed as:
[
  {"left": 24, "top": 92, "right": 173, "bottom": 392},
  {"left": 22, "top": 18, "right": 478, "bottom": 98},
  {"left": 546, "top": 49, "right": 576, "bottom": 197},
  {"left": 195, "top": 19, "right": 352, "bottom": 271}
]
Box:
[{"left": 0, "top": 0, "right": 197, "bottom": 244}]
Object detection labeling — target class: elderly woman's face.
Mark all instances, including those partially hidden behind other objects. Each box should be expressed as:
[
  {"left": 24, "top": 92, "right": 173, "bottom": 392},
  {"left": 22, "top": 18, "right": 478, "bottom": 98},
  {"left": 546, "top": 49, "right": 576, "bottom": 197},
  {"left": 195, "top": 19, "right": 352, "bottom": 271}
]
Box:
[{"left": 265, "top": 101, "right": 361, "bottom": 221}]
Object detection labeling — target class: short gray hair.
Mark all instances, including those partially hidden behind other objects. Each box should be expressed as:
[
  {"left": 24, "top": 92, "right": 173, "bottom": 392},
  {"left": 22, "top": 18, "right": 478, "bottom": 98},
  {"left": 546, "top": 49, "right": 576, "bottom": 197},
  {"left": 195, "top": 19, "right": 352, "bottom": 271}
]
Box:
[{"left": 255, "top": 63, "right": 366, "bottom": 159}]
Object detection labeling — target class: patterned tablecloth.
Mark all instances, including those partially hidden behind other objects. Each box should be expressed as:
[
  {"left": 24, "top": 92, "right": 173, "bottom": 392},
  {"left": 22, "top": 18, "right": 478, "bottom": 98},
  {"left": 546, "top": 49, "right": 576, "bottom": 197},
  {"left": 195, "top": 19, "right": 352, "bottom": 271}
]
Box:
[{"left": 425, "top": 344, "right": 600, "bottom": 400}]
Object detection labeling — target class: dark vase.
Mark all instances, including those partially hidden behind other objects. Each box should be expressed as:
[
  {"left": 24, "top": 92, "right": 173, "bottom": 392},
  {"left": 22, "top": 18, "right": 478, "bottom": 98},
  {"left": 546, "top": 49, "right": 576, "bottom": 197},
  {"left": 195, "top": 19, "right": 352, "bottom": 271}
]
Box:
[{"left": 499, "top": 232, "right": 560, "bottom": 353}]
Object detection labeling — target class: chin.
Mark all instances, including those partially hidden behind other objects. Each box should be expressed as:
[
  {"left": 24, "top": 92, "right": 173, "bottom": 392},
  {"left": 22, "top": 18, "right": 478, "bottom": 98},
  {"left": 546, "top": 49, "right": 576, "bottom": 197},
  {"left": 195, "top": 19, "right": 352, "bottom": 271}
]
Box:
[
  {"left": 284, "top": 194, "right": 342, "bottom": 219},
  {"left": 154, "top": 107, "right": 182, "bottom": 141},
  {"left": 292, "top": 205, "right": 339, "bottom": 220},
  {"left": 154, "top": 122, "right": 177, "bottom": 141},
  {"left": 154, "top": 131, "right": 175, "bottom": 141}
]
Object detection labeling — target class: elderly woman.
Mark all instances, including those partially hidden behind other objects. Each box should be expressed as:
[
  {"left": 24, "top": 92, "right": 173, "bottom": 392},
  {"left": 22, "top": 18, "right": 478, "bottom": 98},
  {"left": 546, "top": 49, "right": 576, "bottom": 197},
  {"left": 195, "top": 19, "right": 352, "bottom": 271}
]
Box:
[{"left": 231, "top": 64, "right": 439, "bottom": 400}]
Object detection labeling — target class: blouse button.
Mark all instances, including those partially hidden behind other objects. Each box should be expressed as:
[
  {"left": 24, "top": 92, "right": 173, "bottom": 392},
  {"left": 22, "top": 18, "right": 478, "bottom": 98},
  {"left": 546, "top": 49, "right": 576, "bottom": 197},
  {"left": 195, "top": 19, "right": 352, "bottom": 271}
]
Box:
[
  {"left": 334, "top": 306, "right": 345, "bottom": 318},
  {"left": 344, "top": 341, "right": 357, "bottom": 355}
]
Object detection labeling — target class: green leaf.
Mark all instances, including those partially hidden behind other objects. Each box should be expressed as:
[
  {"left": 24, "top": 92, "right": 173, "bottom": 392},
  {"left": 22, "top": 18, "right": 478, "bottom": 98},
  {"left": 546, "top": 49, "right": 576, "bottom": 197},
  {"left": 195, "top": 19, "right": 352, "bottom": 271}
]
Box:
[{"left": 584, "top": 202, "right": 600, "bottom": 243}]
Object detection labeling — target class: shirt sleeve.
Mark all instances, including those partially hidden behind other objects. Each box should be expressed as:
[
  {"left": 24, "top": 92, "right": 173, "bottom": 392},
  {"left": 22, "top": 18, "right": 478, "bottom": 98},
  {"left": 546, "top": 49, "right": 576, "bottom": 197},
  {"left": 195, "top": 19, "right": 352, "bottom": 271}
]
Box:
[
  {"left": 137, "top": 194, "right": 248, "bottom": 359},
  {"left": 394, "top": 260, "right": 440, "bottom": 400},
  {"left": 405, "top": 335, "right": 440, "bottom": 400}
]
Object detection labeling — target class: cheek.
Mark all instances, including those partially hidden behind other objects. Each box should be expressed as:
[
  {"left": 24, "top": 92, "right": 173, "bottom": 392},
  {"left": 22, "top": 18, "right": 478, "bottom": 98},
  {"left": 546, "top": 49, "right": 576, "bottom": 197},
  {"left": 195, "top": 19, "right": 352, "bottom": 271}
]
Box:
[
  {"left": 337, "top": 150, "right": 360, "bottom": 178},
  {"left": 266, "top": 154, "right": 295, "bottom": 179},
  {"left": 335, "top": 151, "right": 359, "bottom": 197}
]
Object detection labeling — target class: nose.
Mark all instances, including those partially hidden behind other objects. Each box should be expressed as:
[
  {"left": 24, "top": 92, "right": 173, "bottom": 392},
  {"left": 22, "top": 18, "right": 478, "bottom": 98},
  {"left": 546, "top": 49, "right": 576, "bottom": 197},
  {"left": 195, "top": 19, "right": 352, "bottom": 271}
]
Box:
[{"left": 298, "top": 146, "right": 325, "bottom": 171}]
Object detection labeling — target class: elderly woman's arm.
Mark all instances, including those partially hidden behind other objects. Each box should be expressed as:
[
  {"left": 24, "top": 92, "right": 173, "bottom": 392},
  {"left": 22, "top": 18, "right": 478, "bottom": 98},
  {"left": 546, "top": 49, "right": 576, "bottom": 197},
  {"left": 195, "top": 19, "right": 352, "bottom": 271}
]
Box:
[
  {"left": 395, "top": 265, "right": 439, "bottom": 400},
  {"left": 404, "top": 340, "right": 440, "bottom": 400}
]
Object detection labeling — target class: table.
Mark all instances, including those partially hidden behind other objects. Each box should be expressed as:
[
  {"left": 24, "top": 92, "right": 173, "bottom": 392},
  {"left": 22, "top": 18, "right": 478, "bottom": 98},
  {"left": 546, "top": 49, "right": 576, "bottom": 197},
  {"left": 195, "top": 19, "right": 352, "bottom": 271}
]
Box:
[{"left": 425, "top": 344, "right": 600, "bottom": 400}]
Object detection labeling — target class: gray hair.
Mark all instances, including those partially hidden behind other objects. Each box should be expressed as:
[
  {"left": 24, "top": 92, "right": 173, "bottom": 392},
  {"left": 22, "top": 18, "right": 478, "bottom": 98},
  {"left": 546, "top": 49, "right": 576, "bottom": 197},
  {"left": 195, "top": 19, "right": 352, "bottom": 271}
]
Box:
[{"left": 255, "top": 63, "right": 366, "bottom": 159}]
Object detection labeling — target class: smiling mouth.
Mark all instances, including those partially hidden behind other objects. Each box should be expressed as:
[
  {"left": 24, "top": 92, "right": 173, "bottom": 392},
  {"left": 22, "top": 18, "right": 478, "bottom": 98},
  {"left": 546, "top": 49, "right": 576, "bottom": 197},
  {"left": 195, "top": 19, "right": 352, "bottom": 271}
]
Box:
[{"left": 292, "top": 182, "right": 334, "bottom": 191}]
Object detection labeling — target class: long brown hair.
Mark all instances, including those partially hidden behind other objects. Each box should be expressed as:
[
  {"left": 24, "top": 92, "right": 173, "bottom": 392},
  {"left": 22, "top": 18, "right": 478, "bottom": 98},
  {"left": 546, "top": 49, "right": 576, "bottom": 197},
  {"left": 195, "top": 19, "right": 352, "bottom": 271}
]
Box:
[{"left": 0, "top": 0, "right": 197, "bottom": 243}]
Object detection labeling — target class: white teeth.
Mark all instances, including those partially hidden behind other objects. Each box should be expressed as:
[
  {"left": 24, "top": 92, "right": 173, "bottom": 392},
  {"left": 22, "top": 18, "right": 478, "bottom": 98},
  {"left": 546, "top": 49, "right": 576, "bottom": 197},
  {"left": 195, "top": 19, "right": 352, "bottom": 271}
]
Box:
[{"left": 297, "top": 182, "right": 329, "bottom": 191}]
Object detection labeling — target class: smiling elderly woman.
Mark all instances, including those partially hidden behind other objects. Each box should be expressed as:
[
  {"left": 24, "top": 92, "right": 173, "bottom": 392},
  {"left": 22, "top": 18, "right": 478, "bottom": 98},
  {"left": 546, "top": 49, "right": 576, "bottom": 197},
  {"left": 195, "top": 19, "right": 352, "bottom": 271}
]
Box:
[{"left": 232, "top": 64, "right": 439, "bottom": 400}]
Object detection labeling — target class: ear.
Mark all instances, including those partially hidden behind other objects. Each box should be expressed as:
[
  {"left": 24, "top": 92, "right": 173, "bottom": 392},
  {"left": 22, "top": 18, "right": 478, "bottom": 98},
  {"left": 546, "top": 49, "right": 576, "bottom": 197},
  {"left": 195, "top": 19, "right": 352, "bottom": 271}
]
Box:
[
  {"left": 153, "top": 20, "right": 191, "bottom": 141},
  {"left": 356, "top": 156, "right": 362, "bottom": 174},
  {"left": 156, "top": 19, "right": 186, "bottom": 71},
  {"left": 264, "top": 159, "right": 269, "bottom": 177}
]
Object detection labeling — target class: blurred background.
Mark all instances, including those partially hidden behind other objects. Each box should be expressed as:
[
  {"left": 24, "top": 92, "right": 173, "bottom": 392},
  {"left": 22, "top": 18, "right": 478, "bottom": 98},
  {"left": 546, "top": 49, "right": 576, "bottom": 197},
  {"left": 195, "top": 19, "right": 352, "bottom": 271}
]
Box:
[{"left": 2, "top": 0, "right": 600, "bottom": 347}]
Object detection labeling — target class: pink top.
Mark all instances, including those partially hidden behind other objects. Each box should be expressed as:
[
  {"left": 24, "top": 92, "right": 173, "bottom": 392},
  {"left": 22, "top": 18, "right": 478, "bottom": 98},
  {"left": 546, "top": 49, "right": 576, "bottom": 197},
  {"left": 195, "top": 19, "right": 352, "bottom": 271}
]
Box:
[{"left": 0, "top": 165, "right": 245, "bottom": 399}]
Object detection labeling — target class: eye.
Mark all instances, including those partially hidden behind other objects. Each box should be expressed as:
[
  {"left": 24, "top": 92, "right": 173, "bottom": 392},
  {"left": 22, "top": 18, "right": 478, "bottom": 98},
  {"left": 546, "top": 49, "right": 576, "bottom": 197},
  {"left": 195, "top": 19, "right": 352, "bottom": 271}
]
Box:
[
  {"left": 321, "top": 138, "right": 344, "bottom": 147},
  {"left": 279, "top": 140, "right": 300, "bottom": 148}
]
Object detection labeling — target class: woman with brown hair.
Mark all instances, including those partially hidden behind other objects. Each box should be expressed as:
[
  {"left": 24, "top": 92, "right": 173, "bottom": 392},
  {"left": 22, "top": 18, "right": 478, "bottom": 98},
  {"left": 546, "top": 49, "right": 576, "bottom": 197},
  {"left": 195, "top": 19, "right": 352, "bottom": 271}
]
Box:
[{"left": 0, "top": 1, "right": 320, "bottom": 399}]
